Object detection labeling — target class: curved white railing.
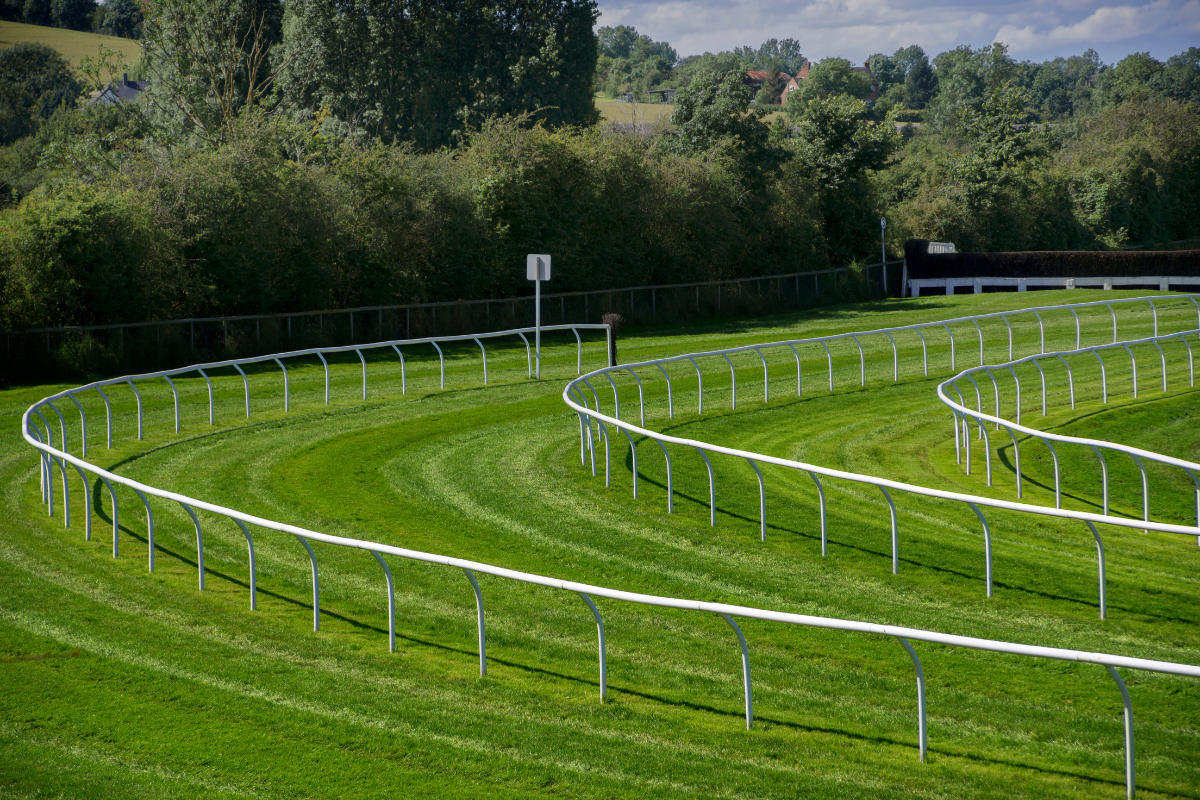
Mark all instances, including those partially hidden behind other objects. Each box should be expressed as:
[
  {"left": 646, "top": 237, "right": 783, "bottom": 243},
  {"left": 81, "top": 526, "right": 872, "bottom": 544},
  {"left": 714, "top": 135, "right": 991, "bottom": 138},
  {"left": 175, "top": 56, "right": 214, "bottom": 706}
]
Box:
[
  {"left": 938, "top": 333, "right": 1199, "bottom": 530},
  {"left": 20, "top": 306, "right": 1200, "bottom": 799}
]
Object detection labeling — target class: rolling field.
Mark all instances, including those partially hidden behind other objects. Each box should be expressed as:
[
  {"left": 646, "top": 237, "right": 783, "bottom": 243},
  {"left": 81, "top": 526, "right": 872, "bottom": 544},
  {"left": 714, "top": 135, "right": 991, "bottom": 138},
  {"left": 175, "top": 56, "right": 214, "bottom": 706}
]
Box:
[
  {"left": 0, "top": 21, "right": 140, "bottom": 80},
  {"left": 2, "top": 291, "right": 1199, "bottom": 799}
]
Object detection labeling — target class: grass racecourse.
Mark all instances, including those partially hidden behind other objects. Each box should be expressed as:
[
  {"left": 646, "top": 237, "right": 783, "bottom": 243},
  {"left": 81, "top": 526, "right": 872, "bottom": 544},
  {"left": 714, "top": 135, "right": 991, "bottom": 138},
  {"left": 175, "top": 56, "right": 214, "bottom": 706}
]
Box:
[
  {"left": 1, "top": 291, "right": 1199, "bottom": 799},
  {"left": 0, "top": 21, "right": 140, "bottom": 81}
]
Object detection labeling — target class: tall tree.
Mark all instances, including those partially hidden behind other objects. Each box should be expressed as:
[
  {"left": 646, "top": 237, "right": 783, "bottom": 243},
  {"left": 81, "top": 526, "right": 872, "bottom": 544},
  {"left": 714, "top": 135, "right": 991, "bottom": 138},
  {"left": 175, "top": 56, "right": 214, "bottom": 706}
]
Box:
[
  {"left": 926, "top": 43, "right": 1014, "bottom": 130},
  {"left": 279, "top": 0, "right": 599, "bottom": 150},
  {"left": 50, "top": 0, "right": 94, "bottom": 30},
  {"left": 98, "top": 0, "right": 144, "bottom": 38},
  {"left": 792, "top": 58, "right": 873, "bottom": 103},
  {"left": 0, "top": 43, "right": 81, "bottom": 144}
]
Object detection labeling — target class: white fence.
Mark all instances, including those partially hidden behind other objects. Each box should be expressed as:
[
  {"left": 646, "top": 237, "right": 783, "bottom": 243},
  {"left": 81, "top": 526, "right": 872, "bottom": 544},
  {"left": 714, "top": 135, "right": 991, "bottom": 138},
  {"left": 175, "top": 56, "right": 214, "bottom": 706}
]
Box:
[
  {"left": 908, "top": 275, "right": 1200, "bottom": 296},
  {"left": 20, "top": 303, "right": 1200, "bottom": 800}
]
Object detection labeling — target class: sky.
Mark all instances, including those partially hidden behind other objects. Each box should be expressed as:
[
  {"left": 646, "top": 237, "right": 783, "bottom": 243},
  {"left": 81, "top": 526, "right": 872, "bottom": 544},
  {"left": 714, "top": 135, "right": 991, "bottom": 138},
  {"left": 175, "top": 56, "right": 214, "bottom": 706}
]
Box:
[{"left": 595, "top": 0, "right": 1200, "bottom": 66}]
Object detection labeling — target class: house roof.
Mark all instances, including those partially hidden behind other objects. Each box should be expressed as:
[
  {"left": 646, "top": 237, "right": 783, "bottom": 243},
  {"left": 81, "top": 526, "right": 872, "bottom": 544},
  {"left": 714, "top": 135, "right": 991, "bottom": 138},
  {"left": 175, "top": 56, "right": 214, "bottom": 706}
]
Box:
[
  {"left": 743, "top": 71, "right": 791, "bottom": 83},
  {"left": 89, "top": 74, "right": 149, "bottom": 106}
]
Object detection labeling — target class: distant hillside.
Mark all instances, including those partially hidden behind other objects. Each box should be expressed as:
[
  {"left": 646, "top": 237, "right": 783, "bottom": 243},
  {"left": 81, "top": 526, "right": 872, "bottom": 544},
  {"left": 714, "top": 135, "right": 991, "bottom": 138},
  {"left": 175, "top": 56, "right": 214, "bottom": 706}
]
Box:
[{"left": 0, "top": 20, "right": 140, "bottom": 82}]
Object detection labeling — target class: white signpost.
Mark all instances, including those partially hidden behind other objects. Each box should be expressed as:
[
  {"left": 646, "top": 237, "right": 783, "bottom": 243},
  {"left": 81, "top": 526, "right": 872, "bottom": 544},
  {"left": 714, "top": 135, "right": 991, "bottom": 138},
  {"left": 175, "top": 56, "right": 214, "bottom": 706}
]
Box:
[
  {"left": 880, "top": 217, "right": 888, "bottom": 295},
  {"left": 527, "top": 254, "right": 551, "bottom": 378}
]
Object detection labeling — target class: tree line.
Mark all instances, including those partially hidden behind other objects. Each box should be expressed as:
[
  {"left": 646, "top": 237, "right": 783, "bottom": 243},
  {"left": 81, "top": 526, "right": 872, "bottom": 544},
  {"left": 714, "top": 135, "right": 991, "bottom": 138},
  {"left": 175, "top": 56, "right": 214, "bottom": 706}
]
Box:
[{"left": 1, "top": 1, "right": 1198, "bottom": 338}]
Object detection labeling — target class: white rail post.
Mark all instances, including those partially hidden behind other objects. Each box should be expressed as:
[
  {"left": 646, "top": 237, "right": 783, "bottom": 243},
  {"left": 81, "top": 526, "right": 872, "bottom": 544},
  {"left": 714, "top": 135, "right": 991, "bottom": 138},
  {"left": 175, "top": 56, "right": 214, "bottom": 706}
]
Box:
[
  {"left": 880, "top": 486, "right": 898, "bottom": 574},
  {"left": 626, "top": 368, "right": 645, "bottom": 426},
  {"left": 66, "top": 393, "right": 87, "bottom": 457},
  {"left": 598, "top": 420, "right": 610, "bottom": 486},
  {"left": 516, "top": 331, "right": 531, "bottom": 378},
  {"left": 133, "top": 488, "right": 154, "bottom": 572},
  {"left": 1000, "top": 315, "right": 1012, "bottom": 361},
  {"left": 474, "top": 338, "right": 488, "bottom": 385},
  {"left": 1176, "top": 333, "right": 1194, "bottom": 387},
  {"left": 315, "top": 352, "right": 330, "bottom": 404},
  {"left": 69, "top": 462, "right": 91, "bottom": 540},
  {"left": 1085, "top": 521, "right": 1107, "bottom": 620},
  {"left": 388, "top": 346, "right": 405, "bottom": 395},
  {"left": 657, "top": 440, "right": 674, "bottom": 512},
  {"left": 1070, "top": 307, "right": 1081, "bottom": 350},
  {"left": 578, "top": 593, "right": 607, "bottom": 701},
  {"left": 234, "top": 519, "right": 257, "bottom": 609},
  {"left": 1151, "top": 341, "right": 1166, "bottom": 392},
  {"left": 1031, "top": 358, "right": 1047, "bottom": 416},
  {"left": 1054, "top": 355, "right": 1075, "bottom": 409},
  {"left": 273, "top": 358, "right": 289, "bottom": 411},
  {"left": 295, "top": 536, "right": 320, "bottom": 631},
  {"left": 431, "top": 341, "right": 445, "bottom": 389},
  {"left": 655, "top": 363, "right": 674, "bottom": 419},
  {"left": 96, "top": 386, "right": 112, "bottom": 448},
  {"left": 621, "top": 428, "right": 638, "bottom": 499},
  {"left": 1130, "top": 454, "right": 1149, "bottom": 525},
  {"left": 1105, "top": 666, "right": 1135, "bottom": 799},
  {"left": 1147, "top": 298, "right": 1158, "bottom": 337},
  {"left": 463, "top": 569, "right": 486, "bottom": 676},
  {"left": 941, "top": 324, "right": 956, "bottom": 370},
  {"left": 371, "top": 552, "right": 395, "bottom": 653},
  {"left": 746, "top": 459, "right": 766, "bottom": 540},
  {"left": 916, "top": 328, "right": 928, "bottom": 376},
  {"left": 196, "top": 368, "right": 214, "bottom": 424},
  {"left": 722, "top": 353, "right": 737, "bottom": 409},
  {"left": 897, "top": 638, "right": 928, "bottom": 763},
  {"left": 820, "top": 340, "right": 834, "bottom": 391},
  {"left": 355, "top": 349, "right": 367, "bottom": 398},
  {"left": 602, "top": 373, "right": 622, "bottom": 421},
  {"left": 1032, "top": 310, "right": 1045, "bottom": 353},
  {"left": 1041, "top": 437, "right": 1062, "bottom": 508},
  {"left": 233, "top": 363, "right": 250, "bottom": 417},
  {"left": 787, "top": 343, "right": 802, "bottom": 395},
  {"left": 127, "top": 379, "right": 143, "bottom": 439},
  {"left": 719, "top": 614, "right": 753, "bottom": 730},
  {"left": 688, "top": 357, "right": 704, "bottom": 415},
  {"left": 572, "top": 327, "right": 582, "bottom": 375},
  {"left": 100, "top": 475, "right": 118, "bottom": 556},
  {"left": 1004, "top": 426, "right": 1023, "bottom": 499},
  {"left": 885, "top": 332, "right": 898, "bottom": 381},
  {"left": 1092, "top": 351, "right": 1108, "bottom": 404},
  {"left": 967, "top": 502, "right": 993, "bottom": 597},
  {"left": 754, "top": 347, "right": 769, "bottom": 402},
  {"left": 1105, "top": 302, "right": 1117, "bottom": 343},
  {"left": 181, "top": 503, "right": 204, "bottom": 590},
  {"left": 696, "top": 448, "right": 716, "bottom": 526},
  {"left": 1007, "top": 365, "right": 1023, "bottom": 426},
  {"left": 163, "top": 375, "right": 180, "bottom": 431},
  {"left": 808, "top": 471, "right": 827, "bottom": 555},
  {"left": 972, "top": 318, "right": 983, "bottom": 365},
  {"left": 850, "top": 335, "right": 865, "bottom": 386}
]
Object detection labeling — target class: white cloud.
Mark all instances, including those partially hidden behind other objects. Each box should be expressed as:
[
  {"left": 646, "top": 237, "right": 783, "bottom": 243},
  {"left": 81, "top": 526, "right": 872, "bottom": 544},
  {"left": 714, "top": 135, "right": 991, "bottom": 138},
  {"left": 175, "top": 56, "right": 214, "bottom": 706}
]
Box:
[{"left": 596, "top": 0, "right": 1198, "bottom": 63}]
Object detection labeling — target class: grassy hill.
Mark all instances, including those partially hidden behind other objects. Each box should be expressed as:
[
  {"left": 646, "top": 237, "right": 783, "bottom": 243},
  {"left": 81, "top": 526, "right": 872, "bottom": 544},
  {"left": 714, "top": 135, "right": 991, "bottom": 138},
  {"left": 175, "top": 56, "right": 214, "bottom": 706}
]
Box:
[
  {"left": 1, "top": 291, "right": 1198, "bottom": 798},
  {"left": 0, "top": 20, "right": 140, "bottom": 82}
]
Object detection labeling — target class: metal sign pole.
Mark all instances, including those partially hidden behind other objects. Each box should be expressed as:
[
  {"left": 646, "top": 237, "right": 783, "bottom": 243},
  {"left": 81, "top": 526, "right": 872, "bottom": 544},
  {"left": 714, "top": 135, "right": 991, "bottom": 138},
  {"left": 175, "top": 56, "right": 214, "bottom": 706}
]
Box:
[
  {"left": 880, "top": 218, "right": 888, "bottom": 296},
  {"left": 527, "top": 255, "right": 551, "bottom": 379}
]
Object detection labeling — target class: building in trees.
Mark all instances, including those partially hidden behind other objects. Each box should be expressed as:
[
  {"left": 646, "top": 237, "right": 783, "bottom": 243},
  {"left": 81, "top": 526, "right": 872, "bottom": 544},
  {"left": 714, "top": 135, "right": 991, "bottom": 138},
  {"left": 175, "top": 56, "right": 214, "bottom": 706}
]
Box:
[{"left": 782, "top": 60, "right": 880, "bottom": 105}]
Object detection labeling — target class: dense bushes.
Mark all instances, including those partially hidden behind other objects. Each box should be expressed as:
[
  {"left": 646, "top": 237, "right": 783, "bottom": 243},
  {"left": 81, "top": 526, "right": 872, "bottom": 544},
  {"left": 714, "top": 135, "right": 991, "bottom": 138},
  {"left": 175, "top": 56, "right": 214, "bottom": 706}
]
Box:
[{"left": 0, "top": 114, "right": 829, "bottom": 330}]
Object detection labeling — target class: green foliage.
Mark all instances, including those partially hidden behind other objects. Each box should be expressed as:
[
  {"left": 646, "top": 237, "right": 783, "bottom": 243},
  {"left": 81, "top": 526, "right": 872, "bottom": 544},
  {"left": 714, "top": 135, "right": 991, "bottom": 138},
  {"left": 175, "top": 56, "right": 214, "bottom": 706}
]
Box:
[
  {"left": 785, "top": 94, "right": 898, "bottom": 261},
  {"left": 595, "top": 25, "right": 676, "bottom": 98},
  {"left": 791, "top": 58, "right": 873, "bottom": 104},
  {"left": 278, "top": 0, "right": 600, "bottom": 152},
  {"left": 925, "top": 43, "right": 1016, "bottom": 131},
  {"left": 0, "top": 182, "right": 166, "bottom": 328},
  {"left": 96, "top": 0, "right": 143, "bottom": 39},
  {"left": 0, "top": 42, "right": 80, "bottom": 145},
  {"left": 139, "top": 0, "right": 285, "bottom": 148},
  {"left": 49, "top": 0, "right": 91, "bottom": 30}
]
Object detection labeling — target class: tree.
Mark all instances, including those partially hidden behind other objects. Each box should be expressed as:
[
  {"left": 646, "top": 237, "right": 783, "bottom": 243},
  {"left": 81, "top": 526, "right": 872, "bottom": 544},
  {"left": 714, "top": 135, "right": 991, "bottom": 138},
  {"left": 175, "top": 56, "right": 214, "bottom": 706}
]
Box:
[
  {"left": 659, "top": 65, "right": 780, "bottom": 181},
  {"left": 595, "top": 25, "right": 675, "bottom": 97},
  {"left": 903, "top": 53, "right": 937, "bottom": 108},
  {"left": 0, "top": 43, "right": 81, "bottom": 145},
  {"left": 752, "top": 38, "right": 803, "bottom": 75},
  {"left": 98, "top": 0, "right": 143, "bottom": 38},
  {"left": 792, "top": 58, "right": 873, "bottom": 104},
  {"left": 786, "top": 93, "right": 898, "bottom": 261},
  {"left": 21, "top": 0, "right": 50, "bottom": 25},
  {"left": 755, "top": 59, "right": 786, "bottom": 105},
  {"left": 1149, "top": 48, "right": 1200, "bottom": 105},
  {"left": 1097, "top": 52, "right": 1162, "bottom": 106},
  {"left": 278, "top": 0, "right": 600, "bottom": 151},
  {"left": 926, "top": 43, "right": 1015, "bottom": 130},
  {"left": 139, "top": 0, "right": 286, "bottom": 147},
  {"left": 867, "top": 52, "right": 902, "bottom": 94},
  {"left": 50, "top": 0, "right": 94, "bottom": 30}
]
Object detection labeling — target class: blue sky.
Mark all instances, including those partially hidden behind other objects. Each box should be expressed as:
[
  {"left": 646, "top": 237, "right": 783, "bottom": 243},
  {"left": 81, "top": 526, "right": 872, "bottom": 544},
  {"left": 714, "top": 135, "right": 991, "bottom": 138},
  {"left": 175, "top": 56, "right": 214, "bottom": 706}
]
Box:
[{"left": 595, "top": 0, "right": 1199, "bottom": 65}]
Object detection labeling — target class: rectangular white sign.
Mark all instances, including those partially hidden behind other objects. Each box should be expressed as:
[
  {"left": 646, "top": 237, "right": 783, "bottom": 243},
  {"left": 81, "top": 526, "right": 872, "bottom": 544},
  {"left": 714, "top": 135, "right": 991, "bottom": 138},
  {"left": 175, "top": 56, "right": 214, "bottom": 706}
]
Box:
[{"left": 526, "top": 254, "right": 551, "bottom": 281}]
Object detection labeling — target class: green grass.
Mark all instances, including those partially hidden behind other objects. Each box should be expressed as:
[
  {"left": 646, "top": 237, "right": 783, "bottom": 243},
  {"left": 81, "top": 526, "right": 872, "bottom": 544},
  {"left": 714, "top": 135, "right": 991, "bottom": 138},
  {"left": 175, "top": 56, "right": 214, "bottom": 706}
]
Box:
[
  {"left": 0, "top": 20, "right": 140, "bottom": 81},
  {"left": 1, "top": 291, "right": 1198, "bottom": 799}
]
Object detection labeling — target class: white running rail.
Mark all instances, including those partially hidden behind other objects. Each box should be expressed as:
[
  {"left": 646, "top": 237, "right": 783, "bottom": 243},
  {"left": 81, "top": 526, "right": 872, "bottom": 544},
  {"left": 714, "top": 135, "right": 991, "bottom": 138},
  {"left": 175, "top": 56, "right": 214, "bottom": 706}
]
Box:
[{"left": 20, "top": 307, "right": 1200, "bottom": 800}]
